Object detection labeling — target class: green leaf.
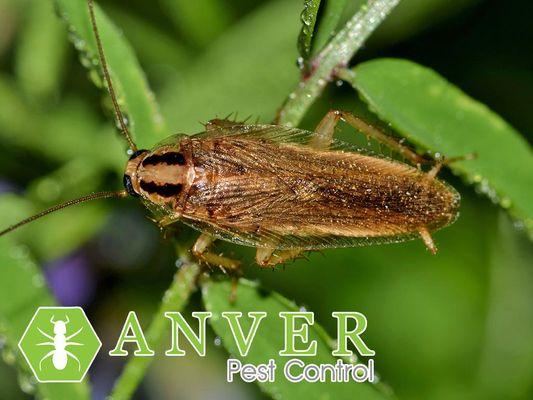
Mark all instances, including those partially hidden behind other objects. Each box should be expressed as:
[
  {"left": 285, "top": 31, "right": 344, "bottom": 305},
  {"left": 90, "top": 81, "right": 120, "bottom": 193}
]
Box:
[
  {"left": 0, "top": 237, "right": 90, "bottom": 399},
  {"left": 297, "top": 0, "right": 321, "bottom": 61},
  {"left": 15, "top": 0, "right": 68, "bottom": 104},
  {"left": 158, "top": 0, "right": 232, "bottom": 48},
  {"left": 110, "top": 260, "right": 201, "bottom": 400},
  {"left": 347, "top": 58, "right": 533, "bottom": 238},
  {"left": 159, "top": 0, "right": 302, "bottom": 132},
  {"left": 476, "top": 213, "right": 533, "bottom": 398},
  {"left": 55, "top": 0, "right": 169, "bottom": 148},
  {"left": 311, "top": 0, "right": 348, "bottom": 58},
  {"left": 202, "top": 279, "right": 392, "bottom": 400},
  {"left": 278, "top": 0, "right": 400, "bottom": 127}
]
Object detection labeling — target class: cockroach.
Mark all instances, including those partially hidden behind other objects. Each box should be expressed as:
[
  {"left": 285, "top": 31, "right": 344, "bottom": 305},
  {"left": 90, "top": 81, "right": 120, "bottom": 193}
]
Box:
[{"left": 0, "top": 0, "right": 464, "bottom": 270}]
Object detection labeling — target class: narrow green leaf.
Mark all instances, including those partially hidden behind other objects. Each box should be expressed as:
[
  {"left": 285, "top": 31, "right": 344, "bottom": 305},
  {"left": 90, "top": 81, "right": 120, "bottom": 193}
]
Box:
[
  {"left": 297, "top": 0, "right": 321, "bottom": 61},
  {"left": 55, "top": 0, "right": 169, "bottom": 148},
  {"left": 158, "top": 0, "right": 232, "bottom": 48},
  {"left": 0, "top": 237, "right": 90, "bottom": 399},
  {"left": 311, "top": 0, "right": 348, "bottom": 58},
  {"left": 15, "top": 0, "right": 68, "bottom": 104},
  {"left": 279, "top": 0, "right": 400, "bottom": 127},
  {"left": 0, "top": 75, "right": 124, "bottom": 170},
  {"left": 476, "top": 213, "right": 533, "bottom": 398},
  {"left": 347, "top": 58, "right": 533, "bottom": 237},
  {"left": 202, "top": 279, "right": 392, "bottom": 400},
  {"left": 159, "top": 0, "right": 301, "bottom": 132},
  {"left": 110, "top": 260, "right": 201, "bottom": 400}
]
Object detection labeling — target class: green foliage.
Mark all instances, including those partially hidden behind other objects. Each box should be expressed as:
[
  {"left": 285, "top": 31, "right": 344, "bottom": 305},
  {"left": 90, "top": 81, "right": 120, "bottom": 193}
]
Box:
[
  {"left": 55, "top": 0, "right": 169, "bottom": 148},
  {"left": 297, "top": 0, "right": 321, "bottom": 61},
  {"left": 297, "top": 0, "right": 348, "bottom": 63},
  {"left": 0, "top": 0, "right": 531, "bottom": 399},
  {"left": 203, "top": 279, "right": 391, "bottom": 400},
  {"left": 347, "top": 59, "right": 533, "bottom": 237},
  {"left": 0, "top": 238, "right": 90, "bottom": 399}
]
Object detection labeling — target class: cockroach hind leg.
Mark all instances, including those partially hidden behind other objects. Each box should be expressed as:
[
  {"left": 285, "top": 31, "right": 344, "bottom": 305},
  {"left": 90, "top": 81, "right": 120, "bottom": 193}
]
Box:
[
  {"left": 419, "top": 227, "right": 437, "bottom": 254},
  {"left": 428, "top": 152, "right": 477, "bottom": 179},
  {"left": 336, "top": 111, "right": 427, "bottom": 166},
  {"left": 309, "top": 110, "right": 342, "bottom": 149},
  {"left": 256, "top": 247, "right": 303, "bottom": 268}
]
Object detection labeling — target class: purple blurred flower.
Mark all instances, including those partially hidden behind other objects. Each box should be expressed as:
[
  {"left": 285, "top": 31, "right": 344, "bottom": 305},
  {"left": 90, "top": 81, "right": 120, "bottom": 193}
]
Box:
[{"left": 45, "top": 253, "right": 96, "bottom": 306}]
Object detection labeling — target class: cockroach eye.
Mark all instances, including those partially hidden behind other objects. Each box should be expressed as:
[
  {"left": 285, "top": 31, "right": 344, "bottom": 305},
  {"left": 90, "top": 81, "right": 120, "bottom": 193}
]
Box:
[
  {"left": 129, "top": 149, "right": 149, "bottom": 160},
  {"left": 123, "top": 174, "right": 139, "bottom": 197}
]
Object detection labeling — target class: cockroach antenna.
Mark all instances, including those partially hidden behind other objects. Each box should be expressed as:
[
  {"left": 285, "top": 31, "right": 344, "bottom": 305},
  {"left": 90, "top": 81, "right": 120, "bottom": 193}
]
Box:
[
  {"left": 87, "top": 0, "right": 138, "bottom": 152},
  {"left": 0, "top": 191, "right": 128, "bottom": 237}
]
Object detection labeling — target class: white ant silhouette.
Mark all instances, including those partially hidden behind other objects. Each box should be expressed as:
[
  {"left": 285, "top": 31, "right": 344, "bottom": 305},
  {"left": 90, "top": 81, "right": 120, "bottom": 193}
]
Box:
[{"left": 37, "top": 316, "right": 83, "bottom": 371}]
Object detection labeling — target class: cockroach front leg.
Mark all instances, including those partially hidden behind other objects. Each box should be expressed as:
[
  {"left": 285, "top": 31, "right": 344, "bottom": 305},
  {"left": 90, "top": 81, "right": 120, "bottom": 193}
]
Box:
[
  {"left": 192, "top": 233, "right": 241, "bottom": 302},
  {"left": 192, "top": 233, "right": 241, "bottom": 272},
  {"left": 255, "top": 247, "right": 303, "bottom": 268}
]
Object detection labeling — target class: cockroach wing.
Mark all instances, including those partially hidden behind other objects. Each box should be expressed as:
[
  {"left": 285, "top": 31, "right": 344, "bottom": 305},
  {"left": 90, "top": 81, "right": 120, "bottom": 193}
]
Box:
[
  {"left": 194, "top": 121, "right": 362, "bottom": 153},
  {"left": 179, "top": 215, "right": 422, "bottom": 250},
  {"left": 178, "top": 132, "right": 459, "bottom": 250}
]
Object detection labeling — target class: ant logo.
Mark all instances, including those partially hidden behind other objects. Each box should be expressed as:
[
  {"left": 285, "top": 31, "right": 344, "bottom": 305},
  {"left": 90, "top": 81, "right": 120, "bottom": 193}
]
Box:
[
  {"left": 37, "top": 315, "right": 83, "bottom": 371},
  {"left": 19, "top": 307, "right": 101, "bottom": 383}
]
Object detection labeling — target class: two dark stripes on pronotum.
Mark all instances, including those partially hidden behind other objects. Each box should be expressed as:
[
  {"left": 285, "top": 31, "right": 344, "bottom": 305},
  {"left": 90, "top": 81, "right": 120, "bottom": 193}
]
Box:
[
  {"left": 140, "top": 152, "right": 185, "bottom": 197},
  {"left": 124, "top": 152, "right": 186, "bottom": 197}
]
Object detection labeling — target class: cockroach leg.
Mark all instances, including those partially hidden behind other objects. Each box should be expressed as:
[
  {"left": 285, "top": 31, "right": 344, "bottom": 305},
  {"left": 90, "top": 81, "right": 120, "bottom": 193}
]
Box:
[
  {"left": 256, "top": 247, "right": 303, "bottom": 268},
  {"left": 427, "top": 153, "right": 477, "bottom": 180},
  {"left": 309, "top": 110, "right": 342, "bottom": 149},
  {"left": 336, "top": 111, "right": 427, "bottom": 166},
  {"left": 192, "top": 233, "right": 241, "bottom": 272},
  {"left": 205, "top": 118, "right": 245, "bottom": 133},
  {"left": 419, "top": 227, "right": 437, "bottom": 254}
]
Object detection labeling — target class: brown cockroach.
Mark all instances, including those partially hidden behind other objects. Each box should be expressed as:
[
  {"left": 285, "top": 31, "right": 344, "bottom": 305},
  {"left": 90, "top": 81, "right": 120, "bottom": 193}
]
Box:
[{"left": 0, "top": 0, "right": 462, "bottom": 270}]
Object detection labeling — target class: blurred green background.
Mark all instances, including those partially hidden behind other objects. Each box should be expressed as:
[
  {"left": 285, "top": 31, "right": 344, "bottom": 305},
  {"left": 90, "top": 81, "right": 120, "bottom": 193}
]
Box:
[{"left": 0, "top": 0, "right": 531, "bottom": 399}]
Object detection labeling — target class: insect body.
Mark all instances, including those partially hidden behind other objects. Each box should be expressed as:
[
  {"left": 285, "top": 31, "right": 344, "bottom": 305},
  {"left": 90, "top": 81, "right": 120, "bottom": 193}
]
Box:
[
  {"left": 124, "top": 114, "right": 459, "bottom": 267},
  {"left": 37, "top": 316, "right": 83, "bottom": 371},
  {"left": 0, "top": 0, "right": 463, "bottom": 269}
]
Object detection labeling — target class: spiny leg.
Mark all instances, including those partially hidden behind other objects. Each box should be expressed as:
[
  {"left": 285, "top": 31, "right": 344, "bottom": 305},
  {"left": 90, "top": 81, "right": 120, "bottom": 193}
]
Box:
[
  {"left": 256, "top": 247, "right": 303, "bottom": 268},
  {"left": 309, "top": 109, "right": 342, "bottom": 149},
  {"left": 192, "top": 233, "right": 241, "bottom": 272},
  {"left": 419, "top": 227, "right": 437, "bottom": 255},
  {"left": 427, "top": 153, "right": 477, "bottom": 179},
  {"left": 192, "top": 233, "right": 242, "bottom": 302},
  {"left": 340, "top": 111, "right": 428, "bottom": 165}
]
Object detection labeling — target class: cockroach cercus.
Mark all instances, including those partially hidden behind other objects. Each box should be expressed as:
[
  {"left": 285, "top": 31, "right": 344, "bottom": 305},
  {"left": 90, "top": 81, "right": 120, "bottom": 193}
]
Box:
[{"left": 0, "top": 0, "right": 469, "bottom": 271}]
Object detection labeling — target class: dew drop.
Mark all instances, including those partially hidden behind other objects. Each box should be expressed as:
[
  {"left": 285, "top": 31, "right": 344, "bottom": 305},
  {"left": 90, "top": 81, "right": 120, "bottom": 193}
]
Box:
[
  {"left": 296, "top": 57, "right": 305, "bottom": 70},
  {"left": 500, "top": 197, "right": 511, "bottom": 208}
]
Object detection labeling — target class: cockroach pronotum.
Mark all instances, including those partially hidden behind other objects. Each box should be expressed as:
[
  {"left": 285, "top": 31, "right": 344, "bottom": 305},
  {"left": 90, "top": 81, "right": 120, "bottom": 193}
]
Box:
[{"left": 0, "top": 0, "right": 467, "bottom": 271}]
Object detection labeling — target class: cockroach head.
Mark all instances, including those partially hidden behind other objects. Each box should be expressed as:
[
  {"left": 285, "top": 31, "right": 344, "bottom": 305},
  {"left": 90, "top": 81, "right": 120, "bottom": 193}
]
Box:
[
  {"left": 123, "top": 149, "right": 148, "bottom": 197},
  {"left": 123, "top": 145, "right": 190, "bottom": 204}
]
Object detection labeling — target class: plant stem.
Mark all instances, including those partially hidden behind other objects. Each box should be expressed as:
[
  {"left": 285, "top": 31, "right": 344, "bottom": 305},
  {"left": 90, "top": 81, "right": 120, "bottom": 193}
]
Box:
[
  {"left": 109, "top": 257, "right": 201, "bottom": 400},
  {"left": 278, "top": 0, "right": 400, "bottom": 127}
]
